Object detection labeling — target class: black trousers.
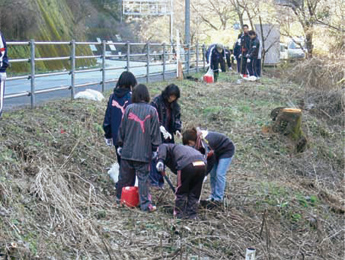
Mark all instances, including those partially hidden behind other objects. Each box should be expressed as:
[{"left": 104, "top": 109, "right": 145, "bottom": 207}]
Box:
[
  {"left": 240, "top": 53, "right": 248, "bottom": 75},
  {"left": 175, "top": 163, "right": 206, "bottom": 219}
]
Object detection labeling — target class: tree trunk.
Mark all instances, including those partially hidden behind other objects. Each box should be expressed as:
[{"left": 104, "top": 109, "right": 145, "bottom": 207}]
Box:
[
  {"left": 305, "top": 27, "right": 313, "bottom": 58},
  {"left": 271, "top": 107, "right": 307, "bottom": 152}
]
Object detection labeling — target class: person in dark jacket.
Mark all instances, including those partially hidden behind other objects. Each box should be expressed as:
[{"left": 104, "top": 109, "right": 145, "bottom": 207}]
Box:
[
  {"left": 116, "top": 84, "right": 162, "bottom": 212},
  {"left": 103, "top": 71, "right": 137, "bottom": 165},
  {"left": 156, "top": 144, "right": 206, "bottom": 219},
  {"left": 239, "top": 24, "right": 251, "bottom": 78},
  {"left": 0, "top": 31, "right": 9, "bottom": 118},
  {"left": 206, "top": 43, "right": 227, "bottom": 82},
  {"left": 233, "top": 38, "right": 242, "bottom": 73},
  {"left": 246, "top": 30, "right": 260, "bottom": 77},
  {"left": 150, "top": 84, "right": 182, "bottom": 188},
  {"left": 183, "top": 128, "right": 235, "bottom": 202}
]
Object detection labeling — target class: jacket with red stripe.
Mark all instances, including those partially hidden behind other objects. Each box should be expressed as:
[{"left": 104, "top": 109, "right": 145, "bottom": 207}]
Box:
[
  {"left": 0, "top": 32, "right": 9, "bottom": 72},
  {"left": 117, "top": 102, "right": 162, "bottom": 163}
]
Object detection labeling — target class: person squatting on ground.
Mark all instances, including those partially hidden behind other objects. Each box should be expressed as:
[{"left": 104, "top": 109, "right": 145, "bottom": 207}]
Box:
[
  {"left": 150, "top": 84, "right": 182, "bottom": 187},
  {"left": 116, "top": 84, "right": 162, "bottom": 212},
  {"left": 183, "top": 128, "right": 235, "bottom": 202},
  {"left": 103, "top": 71, "right": 137, "bottom": 165},
  {"left": 156, "top": 144, "right": 206, "bottom": 219},
  {"left": 0, "top": 31, "right": 9, "bottom": 118},
  {"left": 246, "top": 30, "right": 260, "bottom": 78},
  {"left": 206, "top": 43, "right": 229, "bottom": 82},
  {"left": 239, "top": 24, "right": 251, "bottom": 78}
]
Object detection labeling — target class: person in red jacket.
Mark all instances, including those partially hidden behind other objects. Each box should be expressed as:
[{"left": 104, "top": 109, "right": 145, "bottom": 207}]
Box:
[{"left": 116, "top": 84, "right": 161, "bottom": 212}]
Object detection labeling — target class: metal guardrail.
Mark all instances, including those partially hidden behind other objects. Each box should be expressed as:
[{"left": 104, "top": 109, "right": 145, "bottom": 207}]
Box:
[{"left": 5, "top": 40, "right": 208, "bottom": 108}]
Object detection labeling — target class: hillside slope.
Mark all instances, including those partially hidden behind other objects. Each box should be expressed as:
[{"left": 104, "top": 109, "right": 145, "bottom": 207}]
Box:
[{"left": 0, "top": 73, "right": 344, "bottom": 259}]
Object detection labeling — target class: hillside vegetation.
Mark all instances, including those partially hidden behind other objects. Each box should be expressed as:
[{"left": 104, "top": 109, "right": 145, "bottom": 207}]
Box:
[{"left": 0, "top": 72, "right": 344, "bottom": 259}]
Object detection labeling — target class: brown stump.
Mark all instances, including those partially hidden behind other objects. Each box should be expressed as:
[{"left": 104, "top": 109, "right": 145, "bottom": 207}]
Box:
[{"left": 271, "top": 107, "right": 307, "bottom": 152}]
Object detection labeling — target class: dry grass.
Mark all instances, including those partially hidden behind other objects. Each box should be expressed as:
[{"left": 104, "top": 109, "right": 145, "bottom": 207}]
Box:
[{"left": 0, "top": 71, "right": 344, "bottom": 259}]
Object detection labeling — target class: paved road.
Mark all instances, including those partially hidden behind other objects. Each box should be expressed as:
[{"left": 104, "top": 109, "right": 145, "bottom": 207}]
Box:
[{"left": 4, "top": 59, "right": 178, "bottom": 110}]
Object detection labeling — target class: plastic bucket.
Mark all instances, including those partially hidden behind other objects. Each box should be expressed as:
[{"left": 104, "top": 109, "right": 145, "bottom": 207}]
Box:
[{"left": 121, "top": 186, "right": 139, "bottom": 207}]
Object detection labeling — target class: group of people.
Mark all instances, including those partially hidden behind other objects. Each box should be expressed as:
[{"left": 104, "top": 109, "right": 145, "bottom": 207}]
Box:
[
  {"left": 103, "top": 71, "right": 235, "bottom": 219},
  {"left": 206, "top": 24, "right": 262, "bottom": 81}
]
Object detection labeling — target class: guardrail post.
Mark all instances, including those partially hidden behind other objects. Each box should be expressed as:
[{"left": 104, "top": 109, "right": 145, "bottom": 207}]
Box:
[
  {"left": 126, "top": 41, "right": 130, "bottom": 72},
  {"left": 202, "top": 44, "right": 206, "bottom": 70},
  {"left": 196, "top": 42, "right": 199, "bottom": 73},
  {"left": 30, "top": 39, "right": 35, "bottom": 108},
  {"left": 162, "top": 43, "right": 166, "bottom": 81},
  {"left": 102, "top": 40, "right": 106, "bottom": 92},
  {"left": 187, "top": 43, "right": 190, "bottom": 75},
  {"left": 70, "top": 40, "right": 76, "bottom": 99},
  {"left": 146, "top": 42, "right": 150, "bottom": 83}
]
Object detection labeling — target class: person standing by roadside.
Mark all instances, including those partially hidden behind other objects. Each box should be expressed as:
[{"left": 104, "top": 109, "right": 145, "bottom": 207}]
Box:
[
  {"left": 0, "top": 31, "right": 9, "bottom": 118},
  {"left": 116, "top": 84, "right": 161, "bottom": 212},
  {"left": 246, "top": 30, "right": 260, "bottom": 78},
  {"left": 103, "top": 71, "right": 137, "bottom": 165},
  {"left": 239, "top": 25, "right": 251, "bottom": 78},
  {"left": 150, "top": 84, "right": 182, "bottom": 188}
]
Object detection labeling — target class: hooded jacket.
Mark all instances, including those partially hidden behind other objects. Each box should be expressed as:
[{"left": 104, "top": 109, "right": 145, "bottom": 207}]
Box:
[
  {"left": 158, "top": 144, "right": 206, "bottom": 174},
  {"left": 103, "top": 88, "right": 132, "bottom": 145},
  {"left": 0, "top": 32, "right": 9, "bottom": 73},
  {"left": 117, "top": 103, "right": 162, "bottom": 163}
]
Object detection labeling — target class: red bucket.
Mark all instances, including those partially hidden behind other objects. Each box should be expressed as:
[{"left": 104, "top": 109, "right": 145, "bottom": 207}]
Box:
[
  {"left": 121, "top": 186, "right": 139, "bottom": 207},
  {"left": 203, "top": 74, "right": 214, "bottom": 83}
]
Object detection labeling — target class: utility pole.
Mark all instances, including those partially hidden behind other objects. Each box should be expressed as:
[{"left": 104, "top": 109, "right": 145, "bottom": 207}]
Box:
[{"left": 185, "top": 0, "right": 190, "bottom": 73}]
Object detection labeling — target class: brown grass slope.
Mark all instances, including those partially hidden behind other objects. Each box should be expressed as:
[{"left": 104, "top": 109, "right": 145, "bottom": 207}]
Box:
[{"left": 0, "top": 72, "right": 344, "bottom": 259}]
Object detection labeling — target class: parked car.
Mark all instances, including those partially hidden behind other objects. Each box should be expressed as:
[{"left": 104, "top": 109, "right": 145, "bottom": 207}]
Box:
[{"left": 287, "top": 39, "right": 306, "bottom": 59}]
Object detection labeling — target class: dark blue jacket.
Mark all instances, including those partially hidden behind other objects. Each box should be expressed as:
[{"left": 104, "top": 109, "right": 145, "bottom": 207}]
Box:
[
  {"left": 233, "top": 40, "right": 241, "bottom": 58},
  {"left": 103, "top": 88, "right": 132, "bottom": 145},
  {"left": 0, "top": 32, "right": 9, "bottom": 73},
  {"left": 240, "top": 33, "right": 251, "bottom": 54},
  {"left": 206, "top": 44, "right": 226, "bottom": 69},
  {"left": 248, "top": 36, "right": 260, "bottom": 59}
]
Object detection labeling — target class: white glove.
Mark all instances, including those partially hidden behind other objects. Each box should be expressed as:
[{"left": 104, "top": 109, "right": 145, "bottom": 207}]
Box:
[
  {"left": 228, "top": 67, "right": 232, "bottom": 71},
  {"left": 117, "top": 147, "right": 122, "bottom": 156},
  {"left": 175, "top": 131, "right": 182, "bottom": 139},
  {"left": 156, "top": 161, "right": 164, "bottom": 172},
  {"left": 238, "top": 54, "right": 242, "bottom": 58},
  {"left": 105, "top": 138, "right": 113, "bottom": 146},
  {"left": 152, "top": 151, "right": 158, "bottom": 160},
  {"left": 247, "top": 58, "right": 251, "bottom": 63},
  {"left": 0, "top": 72, "right": 7, "bottom": 81},
  {"left": 160, "top": 126, "right": 172, "bottom": 140}
]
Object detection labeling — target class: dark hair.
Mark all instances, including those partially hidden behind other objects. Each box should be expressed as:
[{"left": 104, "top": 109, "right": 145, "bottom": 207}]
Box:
[
  {"left": 182, "top": 128, "right": 198, "bottom": 145},
  {"left": 162, "top": 84, "right": 180, "bottom": 101},
  {"left": 132, "top": 84, "right": 150, "bottom": 103},
  {"left": 116, "top": 71, "right": 137, "bottom": 89},
  {"left": 248, "top": 30, "right": 256, "bottom": 36},
  {"left": 243, "top": 24, "right": 249, "bottom": 29}
]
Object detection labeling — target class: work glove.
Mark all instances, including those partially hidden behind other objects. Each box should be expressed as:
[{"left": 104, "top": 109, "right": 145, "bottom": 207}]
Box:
[
  {"left": 246, "top": 54, "right": 250, "bottom": 58},
  {"left": 117, "top": 147, "right": 122, "bottom": 156},
  {"left": 152, "top": 151, "right": 158, "bottom": 160},
  {"left": 175, "top": 131, "right": 182, "bottom": 139},
  {"left": 247, "top": 58, "right": 251, "bottom": 63},
  {"left": 238, "top": 54, "right": 242, "bottom": 58},
  {"left": 104, "top": 138, "right": 113, "bottom": 146},
  {"left": 160, "top": 126, "right": 172, "bottom": 140},
  {"left": 156, "top": 161, "right": 164, "bottom": 172},
  {"left": 228, "top": 67, "right": 232, "bottom": 71}
]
